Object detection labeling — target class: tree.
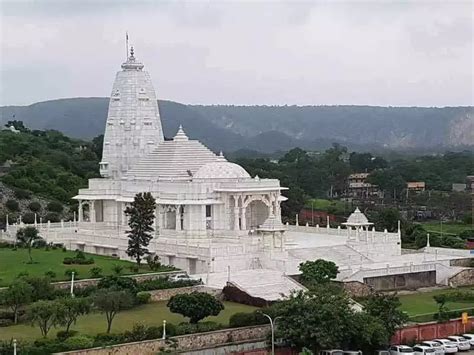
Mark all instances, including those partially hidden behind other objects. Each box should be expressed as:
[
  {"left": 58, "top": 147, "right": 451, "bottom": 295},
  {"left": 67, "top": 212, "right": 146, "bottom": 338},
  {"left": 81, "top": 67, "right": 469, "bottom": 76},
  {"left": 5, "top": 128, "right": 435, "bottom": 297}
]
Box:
[
  {"left": 372, "top": 208, "right": 402, "bottom": 233},
  {"left": 364, "top": 293, "right": 408, "bottom": 337},
  {"left": 29, "top": 300, "right": 65, "bottom": 337},
  {"left": 273, "top": 289, "right": 354, "bottom": 351},
  {"left": 1, "top": 280, "right": 33, "bottom": 323},
  {"left": 167, "top": 292, "right": 224, "bottom": 323},
  {"left": 16, "top": 226, "right": 42, "bottom": 263},
  {"left": 299, "top": 259, "right": 339, "bottom": 285},
  {"left": 125, "top": 192, "right": 156, "bottom": 269},
  {"left": 346, "top": 312, "right": 390, "bottom": 353},
  {"left": 5, "top": 120, "right": 28, "bottom": 132},
  {"left": 93, "top": 289, "right": 133, "bottom": 333},
  {"left": 57, "top": 297, "right": 91, "bottom": 333}
]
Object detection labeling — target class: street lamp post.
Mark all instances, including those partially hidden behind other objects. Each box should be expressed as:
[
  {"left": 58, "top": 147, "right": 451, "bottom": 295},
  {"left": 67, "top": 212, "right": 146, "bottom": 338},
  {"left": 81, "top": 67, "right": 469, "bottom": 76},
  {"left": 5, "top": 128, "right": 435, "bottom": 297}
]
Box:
[
  {"left": 13, "top": 339, "right": 17, "bottom": 355},
  {"left": 260, "top": 312, "right": 282, "bottom": 355},
  {"left": 162, "top": 320, "right": 166, "bottom": 339},
  {"left": 70, "top": 271, "right": 75, "bottom": 298}
]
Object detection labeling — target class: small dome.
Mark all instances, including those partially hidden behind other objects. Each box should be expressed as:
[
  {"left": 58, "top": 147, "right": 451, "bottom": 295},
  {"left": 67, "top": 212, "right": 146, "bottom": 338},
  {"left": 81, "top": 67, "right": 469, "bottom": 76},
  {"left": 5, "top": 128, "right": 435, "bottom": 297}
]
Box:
[
  {"left": 194, "top": 161, "right": 251, "bottom": 179},
  {"left": 343, "top": 207, "right": 373, "bottom": 226}
]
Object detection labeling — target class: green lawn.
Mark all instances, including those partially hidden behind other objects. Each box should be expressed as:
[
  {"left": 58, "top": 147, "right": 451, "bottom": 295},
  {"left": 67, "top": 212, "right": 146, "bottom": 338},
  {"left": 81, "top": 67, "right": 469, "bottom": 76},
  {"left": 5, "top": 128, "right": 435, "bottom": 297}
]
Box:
[
  {"left": 0, "top": 301, "right": 256, "bottom": 341},
  {"left": 0, "top": 247, "right": 170, "bottom": 287},
  {"left": 399, "top": 288, "right": 474, "bottom": 317},
  {"left": 304, "top": 199, "right": 348, "bottom": 215},
  {"left": 421, "top": 222, "right": 471, "bottom": 236}
]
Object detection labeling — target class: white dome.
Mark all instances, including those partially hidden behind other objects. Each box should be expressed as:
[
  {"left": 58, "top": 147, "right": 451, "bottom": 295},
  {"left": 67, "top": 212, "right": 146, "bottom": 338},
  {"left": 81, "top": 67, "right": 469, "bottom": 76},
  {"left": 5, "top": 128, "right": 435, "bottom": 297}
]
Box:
[{"left": 194, "top": 161, "right": 251, "bottom": 179}]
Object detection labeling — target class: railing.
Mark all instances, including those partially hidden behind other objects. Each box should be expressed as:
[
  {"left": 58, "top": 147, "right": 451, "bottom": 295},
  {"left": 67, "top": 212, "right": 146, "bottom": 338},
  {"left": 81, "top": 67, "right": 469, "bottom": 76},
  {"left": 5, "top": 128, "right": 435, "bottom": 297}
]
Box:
[{"left": 342, "top": 262, "right": 438, "bottom": 282}]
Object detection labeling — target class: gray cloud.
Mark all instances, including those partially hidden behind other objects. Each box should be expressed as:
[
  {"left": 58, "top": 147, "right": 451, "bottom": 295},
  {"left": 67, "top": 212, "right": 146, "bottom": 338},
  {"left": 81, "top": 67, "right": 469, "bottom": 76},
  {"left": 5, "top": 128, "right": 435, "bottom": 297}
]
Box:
[{"left": 0, "top": 0, "right": 472, "bottom": 106}]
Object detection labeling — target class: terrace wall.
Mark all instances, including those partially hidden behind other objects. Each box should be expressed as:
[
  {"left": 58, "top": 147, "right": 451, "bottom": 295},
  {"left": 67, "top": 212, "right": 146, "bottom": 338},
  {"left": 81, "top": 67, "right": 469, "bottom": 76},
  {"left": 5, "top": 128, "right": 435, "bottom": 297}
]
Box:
[
  {"left": 364, "top": 270, "right": 436, "bottom": 291},
  {"left": 448, "top": 269, "right": 474, "bottom": 287},
  {"left": 392, "top": 317, "right": 474, "bottom": 344},
  {"left": 56, "top": 325, "right": 270, "bottom": 355}
]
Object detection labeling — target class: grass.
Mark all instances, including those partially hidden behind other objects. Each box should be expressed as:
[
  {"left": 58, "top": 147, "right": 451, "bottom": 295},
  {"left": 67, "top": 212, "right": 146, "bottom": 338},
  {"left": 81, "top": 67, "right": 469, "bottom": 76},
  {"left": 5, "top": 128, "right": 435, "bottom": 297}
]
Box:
[
  {"left": 304, "top": 198, "right": 348, "bottom": 215},
  {"left": 0, "top": 301, "right": 257, "bottom": 341},
  {"left": 398, "top": 287, "right": 474, "bottom": 318},
  {"left": 0, "top": 247, "right": 171, "bottom": 287},
  {"left": 421, "top": 222, "right": 471, "bottom": 236}
]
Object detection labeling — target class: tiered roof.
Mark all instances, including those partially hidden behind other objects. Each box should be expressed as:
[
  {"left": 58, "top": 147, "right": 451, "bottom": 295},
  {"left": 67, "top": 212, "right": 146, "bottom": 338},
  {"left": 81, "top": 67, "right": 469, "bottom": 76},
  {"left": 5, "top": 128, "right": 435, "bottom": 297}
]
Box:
[{"left": 124, "top": 126, "right": 219, "bottom": 180}]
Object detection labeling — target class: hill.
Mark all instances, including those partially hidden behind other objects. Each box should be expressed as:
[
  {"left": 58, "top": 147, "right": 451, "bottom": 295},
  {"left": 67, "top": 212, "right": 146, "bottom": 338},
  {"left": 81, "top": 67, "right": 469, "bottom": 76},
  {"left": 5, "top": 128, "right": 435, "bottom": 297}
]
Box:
[{"left": 1, "top": 98, "right": 473, "bottom": 153}]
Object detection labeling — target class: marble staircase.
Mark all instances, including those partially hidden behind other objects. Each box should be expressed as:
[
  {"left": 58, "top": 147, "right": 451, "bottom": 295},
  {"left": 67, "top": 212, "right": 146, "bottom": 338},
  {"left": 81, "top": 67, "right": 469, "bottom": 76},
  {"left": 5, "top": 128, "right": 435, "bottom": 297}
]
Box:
[
  {"left": 287, "top": 244, "right": 372, "bottom": 268},
  {"left": 202, "top": 269, "right": 306, "bottom": 301}
]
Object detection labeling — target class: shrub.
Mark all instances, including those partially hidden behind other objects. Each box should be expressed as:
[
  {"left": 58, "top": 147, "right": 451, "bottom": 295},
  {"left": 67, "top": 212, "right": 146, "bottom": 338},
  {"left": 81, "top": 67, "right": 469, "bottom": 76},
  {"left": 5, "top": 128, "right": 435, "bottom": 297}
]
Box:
[
  {"left": 89, "top": 267, "right": 103, "bottom": 278},
  {"left": 137, "top": 277, "right": 200, "bottom": 292},
  {"left": 145, "top": 254, "right": 162, "bottom": 271},
  {"left": 136, "top": 291, "right": 151, "bottom": 304},
  {"left": 175, "top": 321, "right": 222, "bottom": 335},
  {"left": 22, "top": 212, "right": 36, "bottom": 224},
  {"left": 44, "top": 270, "right": 57, "bottom": 279},
  {"left": 28, "top": 201, "right": 42, "bottom": 212},
  {"left": 6, "top": 199, "right": 19, "bottom": 212},
  {"left": 167, "top": 292, "right": 224, "bottom": 323},
  {"left": 56, "top": 330, "right": 79, "bottom": 341},
  {"left": 112, "top": 264, "right": 124, "bottom": 275},
  {"left": 14, "top": 189, "right": 31, "bottom": 200},
  {"left": 63, "top": 335, "right": 94, "bottom": 351},
  {"left": 64, "top": 269, "right": 78, "bottom": 278},
  {"left": 460, "top": 230, "right": 474, "bottom": 240},
  {"left": 45, "top": 212, "right": 60, "bottom": 223},
  {"left": 47, "top": 201, "right": 64, "bottom": 213},
  {"left": 97, "top": 275, "right": 138, "bottom": 293},
  {"left": 93, "top": 333, "right": 120, "bottom": 347},
  {"left": 0, "top": 319, "right": 13, "bottom": 327}
]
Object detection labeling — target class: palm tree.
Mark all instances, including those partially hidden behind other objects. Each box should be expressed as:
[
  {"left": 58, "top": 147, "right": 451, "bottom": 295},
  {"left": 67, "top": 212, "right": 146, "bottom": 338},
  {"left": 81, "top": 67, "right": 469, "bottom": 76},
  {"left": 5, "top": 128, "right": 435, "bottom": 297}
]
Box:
[{"left": 16, "top": 226, "right": 42, "bottom": 263}]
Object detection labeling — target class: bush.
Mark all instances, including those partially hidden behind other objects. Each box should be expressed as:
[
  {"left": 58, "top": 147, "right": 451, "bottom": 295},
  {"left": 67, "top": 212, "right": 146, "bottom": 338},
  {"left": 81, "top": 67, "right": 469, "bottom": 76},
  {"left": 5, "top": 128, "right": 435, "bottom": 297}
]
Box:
[
  {"left": 45, "top": 212, "right": 60, "bottom": 223},
  {"left": 56, "top": 330, "right": 79, "bottom": 341},
  {"left": 22, "top": 212, "right": 36, "bottom": 224},
  {"left": 97, "top": 275, "right": 138, "bottom": 293},
  {"left": 112, "top": 264, "right": 124, "bottom": 275},
  {"left": 0, "top": 319, "right": 13, "bottom": 327},
  {"left": 14, "top": 189, "right": 31, "bottom": 200},
  {"left": 137, "top": 277, "right": 200, "bottom": 292},
  {"left": 93, "top": 333, "right": 120, "bottom": 347},
  {"left": 5, "top": 199, "right": 19, "bottom": 212},
  {"left": 89, "top": 267, "right": 103, "bottom": 278},
  {"left": 63, "top": 335, "right": 94, "bottom": 351},
  {"left": 28, "top": 201, "right": 42, "bottom": 212},
  {"left": 47, "top": 201, "right": 64, "bottom": 213},
  {"left": 64, "top": 269, "right": 78, "bottom": 278},
  {"left": 44, "top": 270, "right": 57, "bottom": 279},
  {"left": 228, "top": 310, "right": 271, "bottom": 328},
  {"left": 136, "top": 291, "right": 151, "bottom": 304},
  {"left": 460, "top": 230, "right": 474, "bottom": 239},
  {"left": 175, "top": 321, "right": 222, "bottom": 335}
]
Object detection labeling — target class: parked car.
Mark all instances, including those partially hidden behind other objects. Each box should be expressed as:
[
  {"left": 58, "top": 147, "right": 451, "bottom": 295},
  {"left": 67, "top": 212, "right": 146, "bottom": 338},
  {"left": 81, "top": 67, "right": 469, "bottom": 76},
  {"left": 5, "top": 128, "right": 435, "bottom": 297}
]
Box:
[
  {"left": 447, "top": 336, "right": 471, "bottom": 351},
  {"left": 343, "top": 352, "right": 362, "bottom": 355},
  {"left": 419, "top": 341, "right": 445, "bottom": 355},
  {"left": 433, "top": 339, "right": 458, "bottom": 353},
  {"left": 462, "top": 333, "right": 474, "bottom": 348},
  {"left": 412, "top": 345, "right": 436, "bottom": 354},
  {"left": 374, "top": 351, "right": 390, "bottom": 355},
  {"left": 170, "top": 273, "right": 191, "bottom": 282},
  {"left": 389, "top": 345, "right": 415, "bottom": 355},
  {"left": 320, "top": 351, "right": 344, "bottom": 355}
]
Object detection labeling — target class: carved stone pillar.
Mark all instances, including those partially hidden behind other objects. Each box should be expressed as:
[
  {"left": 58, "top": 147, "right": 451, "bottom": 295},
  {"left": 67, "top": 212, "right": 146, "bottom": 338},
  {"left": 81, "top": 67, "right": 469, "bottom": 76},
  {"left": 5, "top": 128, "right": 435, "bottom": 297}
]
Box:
[
  {"left": 90, "top": 201, "right": 96, "bottom": 223},
  {"left": 175, "top": 205, "right": 181, "bottom": 231},
  {"left": 78, "top": 200, "right": 83, "bottom": 222},
  {"left": 241, "top": 206, "right": 247, "bottom": 230}
]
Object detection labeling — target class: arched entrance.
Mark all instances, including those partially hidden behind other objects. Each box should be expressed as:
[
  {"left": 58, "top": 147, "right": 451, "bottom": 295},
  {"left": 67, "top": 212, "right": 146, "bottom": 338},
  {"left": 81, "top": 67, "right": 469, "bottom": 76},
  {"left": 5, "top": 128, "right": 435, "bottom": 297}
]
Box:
[{"left": 245, "top": 200, "right": 269, "bottom": 229}]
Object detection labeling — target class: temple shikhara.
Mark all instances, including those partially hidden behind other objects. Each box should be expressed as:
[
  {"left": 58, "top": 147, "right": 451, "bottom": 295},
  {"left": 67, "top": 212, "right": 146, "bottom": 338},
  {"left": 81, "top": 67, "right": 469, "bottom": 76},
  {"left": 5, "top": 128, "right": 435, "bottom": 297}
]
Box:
[{"left": 1, "top": 48, "right": 471, "bottom": 301}]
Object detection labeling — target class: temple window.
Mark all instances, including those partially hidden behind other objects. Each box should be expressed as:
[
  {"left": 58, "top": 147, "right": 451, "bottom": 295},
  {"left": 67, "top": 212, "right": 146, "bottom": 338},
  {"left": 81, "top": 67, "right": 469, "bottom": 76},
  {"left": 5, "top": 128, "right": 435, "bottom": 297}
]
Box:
[{"left": 206, "top": 205, "right": 212, "bottom": 218}]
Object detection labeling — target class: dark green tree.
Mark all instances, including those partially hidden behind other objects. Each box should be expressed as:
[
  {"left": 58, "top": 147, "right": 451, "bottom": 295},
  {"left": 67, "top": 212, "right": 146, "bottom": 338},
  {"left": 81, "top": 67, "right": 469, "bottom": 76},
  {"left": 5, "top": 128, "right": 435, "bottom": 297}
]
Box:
[
  {"left": 28, "top": 300, "right": 66, "bottom": 337},
  {"left": 57, "top": 297, "right": 91, "bottom": 333},
  {"left": 299, "top": 259, "right": 339, "bottom": 285},
  {"left": 0, "top": 279, "right": 33, "bottom": 324},
  {"left": 273, "top": 289, "right": 354, "bottom": 351},
  {"left": 93, "top": 289, "right": 133, "bottom": 333},
  {"left": 364, "top": 293, "right": 408, "bottom": 336},
  {"left": 167, "top": 292, "right": 224, "bottom": 323},
  {"left": 125, "top": 192, "right": 156, "bottom": 269},
  {"left": 16, "top": 226, "right": 42, "bottom": 263}
]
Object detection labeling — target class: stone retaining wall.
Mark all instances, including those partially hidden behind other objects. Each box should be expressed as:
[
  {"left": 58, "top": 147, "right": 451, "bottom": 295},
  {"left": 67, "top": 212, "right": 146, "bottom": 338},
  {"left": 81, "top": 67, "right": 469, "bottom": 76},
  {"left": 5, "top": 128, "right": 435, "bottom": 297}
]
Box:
[
  {"left": 342, "top": 281, "right": 373, "bottom": 297},
  {"left": 56, "top": 325, "right": 270, "bottom": 355},
  {"left": 52, "top": 271, "right": 182, "bottom": 290},
  {"left": 450, "top": 258, "right": 474, "bottom": 267},
  {"left": 148, "top": 285, "right": 221, "bottom": 301},
  {"left": 448, "top": 268, "right": 474, "bottom": 287}
]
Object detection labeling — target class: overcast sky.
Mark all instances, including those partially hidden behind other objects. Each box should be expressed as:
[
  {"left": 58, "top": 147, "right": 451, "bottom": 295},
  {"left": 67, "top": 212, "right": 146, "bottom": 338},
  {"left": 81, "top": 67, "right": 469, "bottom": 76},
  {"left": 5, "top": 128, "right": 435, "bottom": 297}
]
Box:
[{"left": 0, "top": 0, "right": 472, "bottom": 107}]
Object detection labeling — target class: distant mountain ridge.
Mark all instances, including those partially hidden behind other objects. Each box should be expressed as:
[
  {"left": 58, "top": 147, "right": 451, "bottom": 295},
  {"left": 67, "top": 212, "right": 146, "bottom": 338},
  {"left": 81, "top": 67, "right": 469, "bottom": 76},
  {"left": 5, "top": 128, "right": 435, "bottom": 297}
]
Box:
[{"left": 1, "top": 98, "right": 472, "bottom": 153}]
